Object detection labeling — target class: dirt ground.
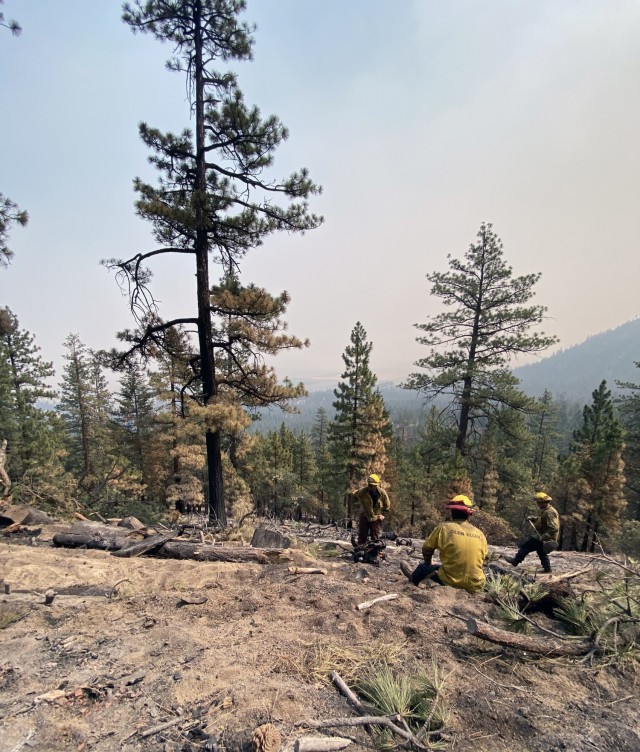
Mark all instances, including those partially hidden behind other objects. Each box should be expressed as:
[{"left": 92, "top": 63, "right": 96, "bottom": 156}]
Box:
[{"left": 0, "top": 522, "right": 638, "bottom": 752}]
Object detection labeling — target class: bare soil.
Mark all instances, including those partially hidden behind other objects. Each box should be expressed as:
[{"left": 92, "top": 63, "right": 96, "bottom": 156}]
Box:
[{"left": 0, "top": 523, "right": 638, "bottom": 752}]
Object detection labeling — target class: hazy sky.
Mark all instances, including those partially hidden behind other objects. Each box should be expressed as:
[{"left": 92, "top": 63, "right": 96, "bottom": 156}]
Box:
[{"left": 2, "top": 1, "right": 639, "bottom": 390}]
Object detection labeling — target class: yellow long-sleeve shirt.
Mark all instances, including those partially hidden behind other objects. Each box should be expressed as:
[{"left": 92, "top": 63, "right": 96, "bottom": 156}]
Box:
[{"left": 423, "top": 519, "right": 488, "bottom": 593}]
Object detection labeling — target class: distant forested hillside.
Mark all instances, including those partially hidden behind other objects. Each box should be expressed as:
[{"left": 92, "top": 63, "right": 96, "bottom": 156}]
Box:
[
  {"left": 253, "top": 319, "right": 640, "bottom": 433},
  {"left": 251, "top": 381, "right": 427, "bottom": 433},
  {"left": 513, "top": 318, "right": 640, "bottom": 402}
]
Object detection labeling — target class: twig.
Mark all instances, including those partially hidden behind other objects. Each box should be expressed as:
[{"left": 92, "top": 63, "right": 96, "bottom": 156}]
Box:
[
  {"left": 7, "top": 729, "right": 34, "bottom": 752},
  {"left": 139, "top": 716, "right": 184, "bottom": 739},
  {"left": 108, "top": 578, "right": 131, "bottom": 600},
  {"left": 467, "top": 661, "right": 532, "bottom": 693},
  {"left": 605, "top": 695, "right": 635, "bottom": 706}
]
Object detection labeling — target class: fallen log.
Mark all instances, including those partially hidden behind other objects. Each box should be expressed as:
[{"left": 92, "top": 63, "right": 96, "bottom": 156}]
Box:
[
  {"left": 52, "top": 532, "right": 126, "bottom": 551},
  {"left": 111, "top": 530, "right": 177, "bottom": 558},
  {"left": 157, "top": 541, "right": 294, "bottom": 564},
  {"left": 466, "top": 617, "right": 592, "bottom": 656}
]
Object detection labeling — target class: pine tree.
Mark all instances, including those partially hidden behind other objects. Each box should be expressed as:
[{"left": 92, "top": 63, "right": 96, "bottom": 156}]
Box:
[
  {"left": 311, "top": 407, "right": 334, "bottom": 521},
  {"left": 0, "top": 194, "right": 27, "bottom": 267},
  {"left": 329, "top": 323, "right": 390, "bottom": 518},
  {"left": 0, "top": 309, "right": 66, "bottom": 506},
  {"left": 558, "top": 381, "right": 626, "bottom": 551},
  {"left": 58, "top": 335, "right": 122, "bottom": 508},
  {"left": 112, "top": 364, "right": 166, "bottom": 508},
  {"left": 529, "top": 389, "right": 561, "bottom": 485},
  {"left": 617, "top": 363, "right": 640, "bottom": 520},
  {"left": 406, "top": 223, "right": 557, "bottom": 456},
  {"left": 106, "top": 1, "right": 322, "bottom": 527}
]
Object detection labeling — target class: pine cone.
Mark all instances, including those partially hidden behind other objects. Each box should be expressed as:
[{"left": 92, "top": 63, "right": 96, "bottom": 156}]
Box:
[{"left": 252, "top": 723, "right": 281, "bottom": 752}]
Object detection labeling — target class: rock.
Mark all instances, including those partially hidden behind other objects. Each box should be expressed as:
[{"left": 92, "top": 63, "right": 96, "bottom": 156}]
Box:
[{"left": 250, "top": 526, "right": 292, "bottom": 549}]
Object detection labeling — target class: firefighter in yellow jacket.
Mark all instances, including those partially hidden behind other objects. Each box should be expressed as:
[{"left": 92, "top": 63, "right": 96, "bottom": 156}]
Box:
[
  {"left": 505, "top": 492, "right": 560, "bottom": 573},
  {"left": 353, "top": 473, "right": 391, "bottom": 545},
  {"left": 400, "top": 495, "right": 488, "bottom": 593}
]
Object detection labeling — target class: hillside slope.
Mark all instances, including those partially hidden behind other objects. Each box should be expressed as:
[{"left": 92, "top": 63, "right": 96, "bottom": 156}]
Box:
[
  {"left": 513, "top": 318, "right": 640, "bottom": 402},
  {"left": 0, "top": 524, "right": 638, "bottom": 752}
]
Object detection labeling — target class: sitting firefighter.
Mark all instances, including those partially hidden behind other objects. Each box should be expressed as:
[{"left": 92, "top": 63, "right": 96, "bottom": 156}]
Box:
[{"left": 400, "top": 494, "right": 488, "bottom": 593}]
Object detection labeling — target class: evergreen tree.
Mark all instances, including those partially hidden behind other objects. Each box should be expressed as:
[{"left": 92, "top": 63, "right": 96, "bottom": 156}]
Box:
[
  {"left": 0, "top": 309, "right": 64, "bottom": 504},
  {"left": 107, "top": 1, "right": 322, "bottom": 527},
  {"left": 291, "top": 431, "right": 317, "bottom": 519},
  {"left": 311, "top": 407, "right": 333, "bottom": 521},
  {"left": 329, "top": 322, "right": 390, "bottom": 518},
  {"left": 406, "top": 223, "right": 557, "bottom": 455},
  {"left": 113, "top": 364, "right": 165, "bottom": 507},
  {"left": 617, "top": 363, "right": 640, "bottom": 520},
  {"left": 58, "top": 335, "right": 122, "bottom": 507},
  {"left": 529, "top": 389, "right": 561, "bottom": 485},
  {"left": 0, "top": 194, "right": 27, "bottom": 267},
  {"left": 557, "top": 381, "right": 626, "bottom": 551},
  {"left": 0, "top": 1, "right": 22, "bottom": 36}
]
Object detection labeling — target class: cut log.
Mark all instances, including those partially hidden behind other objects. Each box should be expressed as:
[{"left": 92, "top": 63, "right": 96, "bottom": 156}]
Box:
[
  {"left": 118, "top": 516, "right": 145, "bottom": 531},
  {"left": 356, "top": 593, "right": 398, "bottom": 611},
  {"left": 466, "top": 617, "right": 592, "bottom": 656},
  {"left": 158, "top": 542, "right": 293, "bottom": 564},
  {"left": 111, "top": 530, "right": 178, "bottom": 558}
]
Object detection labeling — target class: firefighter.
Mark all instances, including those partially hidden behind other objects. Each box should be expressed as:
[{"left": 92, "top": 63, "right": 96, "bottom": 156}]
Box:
[
  {"left": 505, "top": 492, "right": 559, "bottom": 573},
  {"left": 400, "top": 494, "right": 488, "bottom": 593},
  {"left": 353, "top": 473, "right": 391, "bottom": 546}
]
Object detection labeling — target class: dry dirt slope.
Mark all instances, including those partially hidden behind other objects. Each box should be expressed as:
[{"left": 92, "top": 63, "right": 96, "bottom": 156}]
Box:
[{"left": 0, "top": 530, "right": 638, "bottom": 752}]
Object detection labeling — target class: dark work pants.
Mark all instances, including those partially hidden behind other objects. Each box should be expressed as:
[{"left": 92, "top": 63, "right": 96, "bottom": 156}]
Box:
[
  {"left": 357, "top": 512, "right": 382, "bottom": 545},
  {"left": 513, "top": 537, "right": 551, "bottom": 572},
  {"left": 410, "top": 562, "right": 444, "bottom": 587}
]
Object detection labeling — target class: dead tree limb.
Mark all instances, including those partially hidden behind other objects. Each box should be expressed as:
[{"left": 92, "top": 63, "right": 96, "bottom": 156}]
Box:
[
  {"left": 356, "top": 593, "right": 398, "bottom": 611},
  {"left": 111, "top": 530, "right": 177, "bottom": 558},
  {"left": 288, "top": 567, "right": 328, "bottom": 575},
  {"left": 466, "top": 618, "right": 592, "bottom": 656}
]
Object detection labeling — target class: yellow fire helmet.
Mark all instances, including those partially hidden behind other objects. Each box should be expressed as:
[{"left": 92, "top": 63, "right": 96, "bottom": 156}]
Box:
[
  {"left": 446, "top": 494, "right": 476, "bottom": 514},
  {"left": 534, "top": 492, "right": 552, "bottom": 503},
  {"left": 367, "top": 474, "right": 381, "bottom": 486}
]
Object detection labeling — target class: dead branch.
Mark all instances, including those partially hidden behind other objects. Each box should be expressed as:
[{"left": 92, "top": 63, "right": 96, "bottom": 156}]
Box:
[
  {"left": 108, "top": 579, "right": 131, "bottom": 600},
  {"left": 111, "top": 530, "right": 178, "bottom": 558},
  {"left": 356, "top": 593, "right": 398, "bottom": 611},
  {"left": 330, "top": 671, "right": 364, "bottom": 713},
  {"left": 298, "top": 717, "right": 430, "bottom": 750},
  {"left": 466, "top": 618, "right": 592, "bottom": 656},
  {"left": 290, "top": 737, "right": 352, "bottom": 752},
  {"left": 288, "top": 567, "right": 328, "bottom": 576}
]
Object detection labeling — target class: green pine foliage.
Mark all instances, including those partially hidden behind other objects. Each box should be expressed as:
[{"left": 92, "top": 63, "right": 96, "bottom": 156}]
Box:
[
  {"left": 555, "top": 381, "right": 627, "bottom": 551},
  {"left": 104, "top": 0, "right": 322, "bottom": 526},
  {"left": 406, "top": 222, "right": 557, "bottom": 456},
  {"left": 0, "top": 310, "right": 72, "bottom": 510},
  {"left": 329, "top": 322, "right": 391, "bottom": 518}
]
